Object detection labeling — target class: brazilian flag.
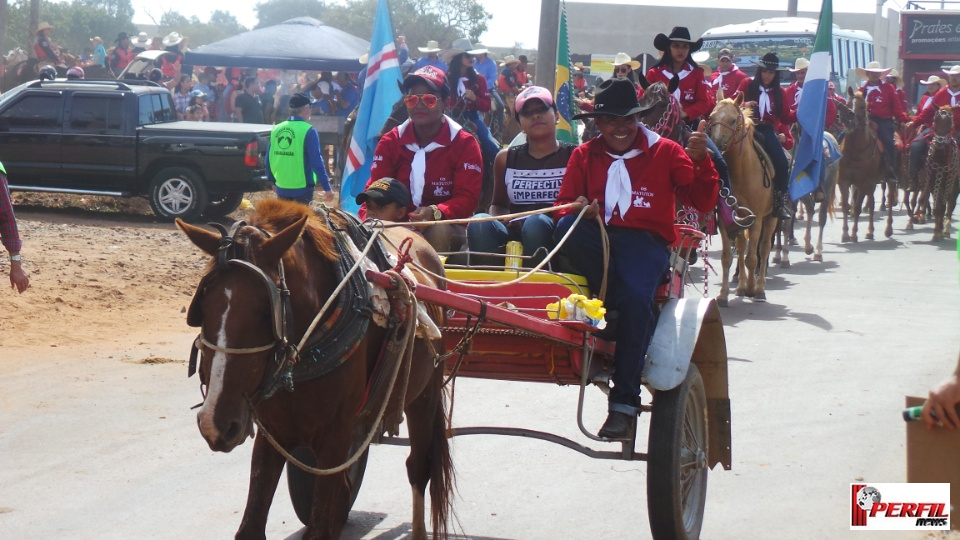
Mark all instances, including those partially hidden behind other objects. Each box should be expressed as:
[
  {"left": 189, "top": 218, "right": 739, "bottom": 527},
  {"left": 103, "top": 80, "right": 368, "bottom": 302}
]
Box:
[{"left": 554, "top": 3, "right": 578, "bottom": 144}]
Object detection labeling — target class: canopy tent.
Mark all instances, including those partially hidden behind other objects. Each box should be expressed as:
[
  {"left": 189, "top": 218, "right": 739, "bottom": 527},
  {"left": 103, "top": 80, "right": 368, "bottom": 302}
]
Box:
[{"left": 184, "top": 17, "right": 369, "bottom": 72}]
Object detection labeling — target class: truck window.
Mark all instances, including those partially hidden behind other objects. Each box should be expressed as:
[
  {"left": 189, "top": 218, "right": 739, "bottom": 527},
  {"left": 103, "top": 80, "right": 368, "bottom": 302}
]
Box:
[
  {"left": 70, "top": 96, "right": 123, "bottom": 131},
  {"left": 138, "top": 93, "right": 177, "bottom": 126},
  {"left": 0, "top": 95, "right": 62, "bottom": 130}
]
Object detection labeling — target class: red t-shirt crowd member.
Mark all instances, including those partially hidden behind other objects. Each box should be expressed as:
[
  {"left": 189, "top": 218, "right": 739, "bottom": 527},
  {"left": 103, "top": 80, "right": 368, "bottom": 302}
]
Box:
[
  {"left": 911, "top": 87, "right": 960, "bottom": 131},
  {"left": 858, "top": 82, "right": 909, "bottom": 122},
  {"left": 554, "top": 125, "right": 719, "bottom": 244},
  {"left": 735, "top": 78, "right": 791, "bottom": 130},
  {"left": 709, "top": 65, "right": 748, "bottom": 99},
  {"left": 447, "top": 74, "right": 491, "bottom": 113},
  {"left": 646, "top": 63, "right": 714, "bottom": 121},
  {"left": 783, "top": 82, "right": 838, "bottom": 128},
  {"left": 363, "top": 116, "right": 482, "bottom": 220}
]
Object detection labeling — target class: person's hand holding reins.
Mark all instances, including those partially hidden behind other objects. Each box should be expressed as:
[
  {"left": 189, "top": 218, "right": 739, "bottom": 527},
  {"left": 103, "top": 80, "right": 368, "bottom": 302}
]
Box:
[{"left": 685, "top": 120, "right": 709, "bottom": 162}]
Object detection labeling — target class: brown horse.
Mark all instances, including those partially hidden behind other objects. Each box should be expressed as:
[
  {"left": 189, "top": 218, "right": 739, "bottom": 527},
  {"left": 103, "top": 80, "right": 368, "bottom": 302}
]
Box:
[
  {"left": 920, "top": 107, "right": 960, "bottom": 241},
  {"left": 707, "top": 92, "right": 777, "bottom": 305},
  {"left": 835, "top": 92, "right": 894, "bottom": 242},
  {"left": 177, "top": 200, "right": 453, "bottom": 540}
]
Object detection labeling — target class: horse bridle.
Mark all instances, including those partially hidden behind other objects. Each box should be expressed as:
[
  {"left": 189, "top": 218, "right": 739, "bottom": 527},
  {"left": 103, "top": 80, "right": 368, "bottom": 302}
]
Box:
[
  {"left": 648, "top": 90, "right": 683, "bottom": 139},
  {"left": 187, "top": 221, "right": 298, "bottom": 403},
  {"left": 706, "top": 106, "right": 747, "bottom": 153}
]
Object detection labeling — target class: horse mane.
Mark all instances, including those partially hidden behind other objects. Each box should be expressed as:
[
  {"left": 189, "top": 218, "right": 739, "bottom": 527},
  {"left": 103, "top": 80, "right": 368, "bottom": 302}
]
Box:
[{"left": 249, "top": 199, "right": 340, "bottom": 263}]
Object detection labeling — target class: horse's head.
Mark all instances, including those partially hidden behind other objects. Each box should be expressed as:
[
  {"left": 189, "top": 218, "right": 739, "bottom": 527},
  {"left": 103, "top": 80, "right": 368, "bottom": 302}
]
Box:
[
  {"left": 638, "top": 79, "right": 683, "bottom": 140},
  {"left": 835, "top": 98, "right": 856, "bottom": 129},
  {"left": 177, "top": 201, "right": 333, "bottom": 452},
  {"left": 707, "top": 94, "right": 749, "bottom": 151}
]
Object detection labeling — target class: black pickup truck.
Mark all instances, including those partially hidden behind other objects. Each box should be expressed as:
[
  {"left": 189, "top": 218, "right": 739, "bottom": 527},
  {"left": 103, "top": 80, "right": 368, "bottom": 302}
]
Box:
[{"left": 0, "top": 78, "right": 274, "bottom": 221}]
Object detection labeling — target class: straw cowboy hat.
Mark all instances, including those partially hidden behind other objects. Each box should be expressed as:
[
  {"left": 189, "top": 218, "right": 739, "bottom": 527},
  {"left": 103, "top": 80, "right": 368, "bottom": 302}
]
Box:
[
  {"left": 611, "top": 52, "right": 641, "bottom": 70},
  {"left": 132, "top": 32, "right": 150, "bottom": 47},
  {"left": 36, "top": 22, "right": 55, "bottom": 34},
  {"left": 885, "top": 68, "right": 904, "bottom": 88},
  {"left": 358, "top": 52, "right": 369, "bottom": 64},
  {"left": 942, "top": 65, "right": 960, "bottom": 77},
  {"left": 789, "top": 58, "right": 810, "bottom": 72},
  {"left": 417, "top": 40, "right": 441, "bottom": 54},
  {"left": 442, "top": 38, "right": 476, "bottom": 64},
  {"left": 754, "top": 52, "right": 787, "bottom": 71},
  {"left": 920, "top": 75, "right": 946, "bottom": 86},
  {"left": 162, "top": 32, "right": 185, "bottom": 47},
  {"left": 573, "top": 78, "right": 654, "bottom": 119},
  {"left": 500, "top": 55, "right": 520, "bottom": 68},
  {"left": 855, "top": 61, "right": 893, "bottom": 79},
  {"left": 653, "top": 26, "right": 703, "bottom": 53},
  {"left": 90, "top": 36, "right": 103, "bottom": 45}
]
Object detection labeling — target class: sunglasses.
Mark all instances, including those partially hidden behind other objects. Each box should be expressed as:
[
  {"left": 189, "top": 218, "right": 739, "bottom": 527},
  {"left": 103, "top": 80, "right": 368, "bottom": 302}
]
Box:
[
  {"left": 615, "top": 67, "right": 631, "bottom": 74},
  {"left": 403, "top": 93, "right": 439, "bottom": 109}
]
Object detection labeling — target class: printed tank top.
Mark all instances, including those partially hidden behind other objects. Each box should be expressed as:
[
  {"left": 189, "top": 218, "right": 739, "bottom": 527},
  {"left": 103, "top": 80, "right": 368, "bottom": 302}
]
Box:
[{"left": 504, "top": 141, "right": 576, "bottom": 212}]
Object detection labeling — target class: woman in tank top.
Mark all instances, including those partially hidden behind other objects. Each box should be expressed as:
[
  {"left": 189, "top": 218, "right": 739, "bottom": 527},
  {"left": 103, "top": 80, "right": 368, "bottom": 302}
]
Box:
[{"left": 467, "top": 86, "right": 575, "bottom": 267}]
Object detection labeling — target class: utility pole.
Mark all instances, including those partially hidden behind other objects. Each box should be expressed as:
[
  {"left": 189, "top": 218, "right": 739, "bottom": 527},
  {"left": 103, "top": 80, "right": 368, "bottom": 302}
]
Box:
[
  {"left": 535, "top": 0, "right": 560, "bottom": 89},
  {"left": 0, "top": 0, "right": 8, "bottom": 54},
  {"left": 29, "top": 0, "right": 40, "bottom": 56},
  {"left": 787, "top": 0, "right": 798, "bottom": 16}
]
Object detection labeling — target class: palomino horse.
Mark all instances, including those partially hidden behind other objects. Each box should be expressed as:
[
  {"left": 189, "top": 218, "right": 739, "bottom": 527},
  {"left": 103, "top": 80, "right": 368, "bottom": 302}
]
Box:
[
  {"left": 919, "top": 107, "right": 960, "bottom": 241},
  {"left": 836, "top": 92, "right": 894, "bottom": 242},
  {"left": 177, "top": 200, "right": 453, "bottom": 540},
  {"left": 707, "top": 92, "right": 777, "bottom": 305}
]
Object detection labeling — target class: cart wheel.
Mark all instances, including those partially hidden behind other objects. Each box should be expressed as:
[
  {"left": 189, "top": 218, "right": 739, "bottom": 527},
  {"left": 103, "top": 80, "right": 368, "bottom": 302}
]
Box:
[
  {"left": 647, "top": 364, "right": 708, "bottom": 540},
  {"left": 287, "top": 446, "right": 369, "bottom": 526}
]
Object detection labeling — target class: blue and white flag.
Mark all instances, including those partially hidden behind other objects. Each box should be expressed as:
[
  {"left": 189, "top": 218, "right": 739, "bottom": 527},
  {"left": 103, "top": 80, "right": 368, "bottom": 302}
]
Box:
[
  {"left": 789, "top": 0, "right": 833, "bottom": 202},
  {"left": 340, "top": 0, "right": 403, "bottom": 215}
]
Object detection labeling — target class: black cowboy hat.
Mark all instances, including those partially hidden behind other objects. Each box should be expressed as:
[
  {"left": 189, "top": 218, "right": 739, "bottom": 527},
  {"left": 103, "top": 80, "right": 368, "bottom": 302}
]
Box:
[
  {"left": 754, "top": 52, "right": 786, "bottom": 72},
  {"left": 115, "top": 31, "right": 131, "bottom": 43},
  {"left": 573, "top": 78, "right": 652, "bottom": 120},
  {"left": 654, "top": 27, "right": 703, "bottom": 54}
]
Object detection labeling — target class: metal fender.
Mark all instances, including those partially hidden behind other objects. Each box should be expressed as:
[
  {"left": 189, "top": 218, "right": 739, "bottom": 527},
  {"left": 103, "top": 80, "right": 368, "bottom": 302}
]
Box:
[{"left": 644, "top": 297, "right": 732, "bottom": 470}]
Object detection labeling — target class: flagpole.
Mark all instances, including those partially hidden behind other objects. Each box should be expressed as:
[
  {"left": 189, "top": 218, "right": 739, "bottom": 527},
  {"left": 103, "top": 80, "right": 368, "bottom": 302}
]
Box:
[{"left": 535, "top": 0, "right": 560, "bottom": 88}]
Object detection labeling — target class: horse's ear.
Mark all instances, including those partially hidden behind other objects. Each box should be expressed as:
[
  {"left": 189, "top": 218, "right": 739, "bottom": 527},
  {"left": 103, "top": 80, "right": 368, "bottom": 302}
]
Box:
[
  {"left": 637, "top": 72, "right": 649, "bottom": 90},
  {"left": 734, "top": 92, "right": 744, "bottom": 107},
  {"left": 847, "top": 86, "right": 854, "bottom": 98},
  {"left": 668, "top": 74, "right": 680, "bottom": 95},
  {"left": 177, "top": 219, "right": 221, "bottom": 256},
  {"left": 259, "top": 214, "right": 309, "bottom": 264},
  {"left": 716, "top": 87, "right": 725, "bottom": 102}
]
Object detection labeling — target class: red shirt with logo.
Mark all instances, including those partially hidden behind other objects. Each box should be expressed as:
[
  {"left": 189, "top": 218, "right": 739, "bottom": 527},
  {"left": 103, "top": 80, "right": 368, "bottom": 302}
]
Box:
[
  {"left": 911, "top": 87, "right": 960, "bottom": 130},
  {"left": 735, "top": 79, "right": 791, "bottom": 130},
  {"left": 554, "top": 126, "right": 719, "bottom": 244},
  {"left": 447, "top": 74, "right": 491, "bottom": 113},
  {"left": 709, "top": 66, "right": 749, "bottom": 99},
  {"left": 646, "top": 63, "right": 714, "bottom": 121},
  {"left": 364, "top": 117, "right": 482, "bottom": 220},
  {"left": 858, "top": 82, "right": 909, "bottom": 122},
  {"left": 783, "top": 82, "right": 838, "bottom": 128}
]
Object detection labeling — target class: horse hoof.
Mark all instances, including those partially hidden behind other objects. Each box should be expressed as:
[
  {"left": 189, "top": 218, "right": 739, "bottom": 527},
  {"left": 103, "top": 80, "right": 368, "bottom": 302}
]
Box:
[
  {"left": 779, "top": 260, "right": 791, "bottom": 269},
  {"left": 804, "top": 245, "right": 814, "bottom": 255},
  {"left": 753, "top": 291, "right": 767, "bottom": 302},
  {"left": 735, "top": 289, "right": 747, "bottom": 297},
  {"left": 906, "top": 222, "right": 914, "bottom": 231},
  {"left": 884, "top": 226, "right": 893, "bottom": 238},
  {"left": 813, "top": 253, "right": 823, "bottom": 262},
  {"left": 772, "top": 254, "right": 781, "bottom": 264},
  {"left": 841, "top": 233, "right": 851, "bottom": 243},
  {"left": 865, "top": 233, "right": 874, "bottom": 241},
  {"left": 851, "top": 235, "right": 858, "bottom": 243},
  {"left": 716, "top": 297, "right": 728, "bottom": 307},
  {"left": 789, "top": 237, "right": 798, "bottom": 246}
]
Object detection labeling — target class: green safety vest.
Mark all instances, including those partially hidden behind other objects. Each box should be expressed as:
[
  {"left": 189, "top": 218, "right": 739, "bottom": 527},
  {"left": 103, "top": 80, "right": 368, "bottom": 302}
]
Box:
[{"left": 269, "top": 120, "right": 315, "bottom": 190}]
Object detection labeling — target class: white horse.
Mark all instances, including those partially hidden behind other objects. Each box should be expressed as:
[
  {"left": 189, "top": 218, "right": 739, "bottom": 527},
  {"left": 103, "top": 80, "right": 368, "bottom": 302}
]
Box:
[{"left": 3, "top": 48, "right": 28, "bottom": 67}]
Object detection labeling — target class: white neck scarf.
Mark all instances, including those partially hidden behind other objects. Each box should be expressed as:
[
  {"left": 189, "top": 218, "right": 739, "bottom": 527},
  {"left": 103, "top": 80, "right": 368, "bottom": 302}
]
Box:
[
  {"left": 948, "top": 88, "right": 960, "bottom": 107},
  {"left": 400, "top": 117, "right": 463, "bottom": 206},
  {"left": 758, "top": 87, "right": 772, "bottom": 120},
  {"left": 864, "top": 85, "right": 881, "bottom": 97},
  {"left": 604, "top": 149, "right": 643, "bottom": 223},
  {"left": 457, "top": 77, "right": 469, "bottom": 97},
  {"left": 793, "top": 85, "right": 803, "bottom": 106},
  {"left": 664, "top": 64, "right": 692, "bottom": 100}
]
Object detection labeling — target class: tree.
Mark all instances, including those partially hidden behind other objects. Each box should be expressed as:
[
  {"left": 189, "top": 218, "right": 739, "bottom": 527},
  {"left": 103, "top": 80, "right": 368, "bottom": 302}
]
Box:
[
  {"left": 156, "top": 10, "right": 249, "bottom": 50},
  {"left": 254, "top": 0, "right": 326, "bottom": 29},
  {"left": 3, "top": 0, "right": 135, "bottom": 58},
  {"left": 0, "top": 0, "right": 8, "bottom": 56}
]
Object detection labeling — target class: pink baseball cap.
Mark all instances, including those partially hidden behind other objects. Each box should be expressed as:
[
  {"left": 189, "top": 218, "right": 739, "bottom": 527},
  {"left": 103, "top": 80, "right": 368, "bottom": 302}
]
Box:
[{"left": 515, "top": 86, "right": 554, "bottom": 114}]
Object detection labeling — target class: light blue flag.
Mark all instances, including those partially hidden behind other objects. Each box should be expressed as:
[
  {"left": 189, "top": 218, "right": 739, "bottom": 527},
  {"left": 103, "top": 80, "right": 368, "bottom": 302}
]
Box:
[
  {"left": 789, "top": 0, "right": 833, "bottom": 202},
  {"left": 340, "top": 0, "right": 403, "bottom": 215}
]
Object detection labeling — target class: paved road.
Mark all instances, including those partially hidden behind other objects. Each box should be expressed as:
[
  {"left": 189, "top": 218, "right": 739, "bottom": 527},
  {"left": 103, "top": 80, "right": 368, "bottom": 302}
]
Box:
[{"left": 1, "top": 202, "right": 958, "bottom": 539}]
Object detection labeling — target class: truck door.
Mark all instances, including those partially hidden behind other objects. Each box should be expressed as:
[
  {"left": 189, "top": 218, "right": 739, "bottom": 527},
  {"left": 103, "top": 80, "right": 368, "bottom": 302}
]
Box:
[
  {"left": 0, "top": 93, "right": 63, "bottom": 185},
  {"left": 62, "top": 93, "right": 132, "bottom": 191}
]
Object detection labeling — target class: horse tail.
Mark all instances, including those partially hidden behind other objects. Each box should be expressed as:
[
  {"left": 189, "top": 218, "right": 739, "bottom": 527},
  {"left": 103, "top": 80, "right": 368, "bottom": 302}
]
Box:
[{"left": 429, "top": 387, "right": 456, "bottom": 539}]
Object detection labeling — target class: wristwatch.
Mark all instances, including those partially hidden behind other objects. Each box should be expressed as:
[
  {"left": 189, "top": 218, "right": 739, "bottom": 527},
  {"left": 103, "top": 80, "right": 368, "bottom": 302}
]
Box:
[
  {"left": 429, "top": 205, "right": 442, "bottom": 221},
  {"left": 9, "top": 254, "right": 21, "bottom": 262}
]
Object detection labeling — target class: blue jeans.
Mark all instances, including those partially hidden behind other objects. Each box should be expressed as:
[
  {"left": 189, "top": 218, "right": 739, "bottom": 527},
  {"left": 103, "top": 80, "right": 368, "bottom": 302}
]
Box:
[
  {"left": 705, "top": 134, "right": 731, "bottom": 192},
  {"left": 490, "top": 90, "right": 505, "bottom": 139},
  {"left": 463, "top": 110, "right": 501, "bottom": 163},
  {"left": 554, "top": 216, "right": 669, "bottom": 415},
  {"left": 754, "top": 123, "right": 790, "bottom": 193},
  {"left": 870, "top": 116, "right": 897, "bottom": 174},
  {"left": 467, "top": 213, "right": 555, "bottom": 267}
]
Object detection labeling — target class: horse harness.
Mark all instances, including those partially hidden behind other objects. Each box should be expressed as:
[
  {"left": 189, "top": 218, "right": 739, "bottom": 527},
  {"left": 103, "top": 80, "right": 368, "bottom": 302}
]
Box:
[
  {"left": 926, "top": 112, "right": 960, "bottom": 199},
  {"left": 186, "top": 208, "right": 394, "bottom": 405}
]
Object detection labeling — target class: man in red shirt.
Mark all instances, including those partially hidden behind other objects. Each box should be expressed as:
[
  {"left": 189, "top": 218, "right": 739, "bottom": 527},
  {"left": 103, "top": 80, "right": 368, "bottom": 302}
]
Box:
[
  {"left": 363, "top": 66, "right": 482, "bottom": 252},
  {"left": 917, "top": 75, "right": 944, "bottom": 113},
  {"left": 554, "top": 78, "right": 719, "bottom": 439},
  {"left": 906, "top": 66, "right": 960, "bottom": 183},
  {"left": 857, "top": 61, "right": 909, "bottom": 185},
  {"left": 784, "top": 57, "right": 837, "bottom": 129},
  {"left": 709, "top": 48, "right": 748, "bottom": 99}
]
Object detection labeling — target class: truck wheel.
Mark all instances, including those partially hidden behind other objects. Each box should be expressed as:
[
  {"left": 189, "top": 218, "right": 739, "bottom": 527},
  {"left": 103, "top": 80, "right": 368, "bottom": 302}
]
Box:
[
  {"left": 647, "top": 364, "right": 708, "bottom": 540},
  {"left": 149, "top": 167, "right": 208, "bottom": 222},
  {"left": 204, "top": 192, "right": 245, "bottom": 218}
]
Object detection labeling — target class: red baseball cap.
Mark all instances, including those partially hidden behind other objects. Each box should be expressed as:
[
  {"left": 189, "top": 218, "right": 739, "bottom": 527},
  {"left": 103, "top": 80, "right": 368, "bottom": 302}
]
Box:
[
  {"left": 403, "top": 66, "right": 446, "bottom": 94},
  {"left": 515, "top": 86, "right": 554, "bottom": 114}
]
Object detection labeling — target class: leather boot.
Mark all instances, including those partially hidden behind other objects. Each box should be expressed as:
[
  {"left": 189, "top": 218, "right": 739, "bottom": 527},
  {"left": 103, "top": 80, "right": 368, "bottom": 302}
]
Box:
[
  {"left": 598, "top": 411, "right": 634, "bottom": 439},
  {"left": 777, "top": 192, "right": 793, "bottom": 220}
]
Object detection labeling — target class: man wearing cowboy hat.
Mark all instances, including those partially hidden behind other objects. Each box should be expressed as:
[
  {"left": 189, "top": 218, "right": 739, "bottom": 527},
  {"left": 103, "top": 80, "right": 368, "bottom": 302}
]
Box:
[
  {"left": 109, "top": 32, "right": 136, "bottom": 75},
  {"left": 497, "top": 55, "right": 523, "bottom": 95},
  {"left": 553, "top": 78, "right": 719, "bottom": 439},
  {"left": 885, "top": 69, "right": 910, "bottom": 115},
  {"left": 470, "top": 43, "right": 503, "bottom": 132},
  {"left": 917, "top": 75, "right": 945, "bottom": 112},
  {"left": 415, "top": 40, "right": 447, "bottom": 73},
  {"left": 131, "top": 32, "right": 150, "bottom": 55},
  {"left": 709, "top": 48, "right": 748, "bottom": 98},
  {"left": 907, "top": 65, "right": 960, "bottom": 183},
  {"left": 857, "top": 61, "right": 909, "bottom": 184},
  {"left": 88, "top": 36, "right": 107, "bottom": 68},
  {"left": 784, "top": 57, "right": 837, "bottom": 129},
  {"left": 33, "top": 22, "right": 61, "bottom": 66},
  {"left": 160, "top": 32, "right": 187, "bottom": 79}
]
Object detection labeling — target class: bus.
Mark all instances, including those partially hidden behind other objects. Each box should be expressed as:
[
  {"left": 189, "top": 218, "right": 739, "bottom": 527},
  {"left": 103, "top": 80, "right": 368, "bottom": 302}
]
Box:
[{"left": 700, "top": 17, "right": 874, "bottom": 91}]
